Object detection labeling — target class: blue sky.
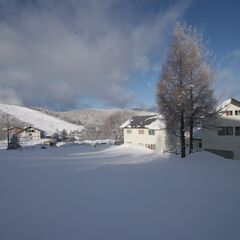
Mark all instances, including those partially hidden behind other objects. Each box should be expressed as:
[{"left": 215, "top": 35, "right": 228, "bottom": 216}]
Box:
[
  {"left": 0, "top": 0, "right": 239, "bottom": 110},
  {"left": 130, "top": 0, "right": 240, "bottom": 109}
]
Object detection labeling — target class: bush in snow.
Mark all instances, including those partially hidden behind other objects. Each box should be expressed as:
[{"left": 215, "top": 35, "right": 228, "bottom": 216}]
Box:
[
  {"left": 60, "top": 129, "right": 68, "bottom": 141},
  {"left": 52, "top": 132, "right": 61, "bottom": 142},
  {"left": 8, "top": 134, "right": 21, "bottom": 150}
]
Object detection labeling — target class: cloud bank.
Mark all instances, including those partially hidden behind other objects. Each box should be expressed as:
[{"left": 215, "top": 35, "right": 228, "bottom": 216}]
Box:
[{"left": 0, "top": 0, "right": 189, "bottom": 109}]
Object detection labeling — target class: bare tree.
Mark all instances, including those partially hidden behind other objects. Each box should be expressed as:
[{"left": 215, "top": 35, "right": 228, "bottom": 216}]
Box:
[
  {"left": 182, "top": 26, "right": 217, "bottom": 153},
  {"left": 157, "top": 22, "right": 216, "bottom": 157},
  {"left": 157, "top": 23, "right": 190, "bottom": 158},
  {"left": 102, "top": 111, "right": 131, "bottom": 144}
]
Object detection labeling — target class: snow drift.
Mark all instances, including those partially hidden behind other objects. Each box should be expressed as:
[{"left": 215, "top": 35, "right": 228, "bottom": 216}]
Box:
[{"left": 0, "top": 145, "right": 240, "bottom": 240}]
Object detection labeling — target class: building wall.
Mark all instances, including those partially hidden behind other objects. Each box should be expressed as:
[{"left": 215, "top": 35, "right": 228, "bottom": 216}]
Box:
[
  {"left": 202, "top": 103, "right": 240, "bottom": 160},
  {"left": 19, "top": 127, "right": 42, "bottom": 140},
  {"left": 9, "top": 128, "right": 24, "bottom": 138},
  {"left": 123, "top": 128, "right": 177, "bottom": 152}
]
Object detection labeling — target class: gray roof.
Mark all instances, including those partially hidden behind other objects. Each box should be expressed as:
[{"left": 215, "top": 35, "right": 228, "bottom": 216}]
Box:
[
  {"left": 218, "top": 98, "right": 240, "bottom": 110},
  {"left": 121, "top": 115, "right": 165, "bottom": 129},
  {"left": 230, "top": 98, "right": 240, "bottom": 107}
]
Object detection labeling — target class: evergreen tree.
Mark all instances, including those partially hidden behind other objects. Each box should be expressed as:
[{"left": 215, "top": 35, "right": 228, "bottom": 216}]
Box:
[{"left": 8, "top": 134, "right": 21, "bottom": 150}]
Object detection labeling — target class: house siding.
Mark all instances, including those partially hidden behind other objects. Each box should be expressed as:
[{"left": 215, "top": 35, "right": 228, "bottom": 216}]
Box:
[
  {"left": 123, "top": 128, "right": 177, "bottom": 152},
  {"left": 19, "top": 128, "right": 42, "bottom": 140},
  {"left": 202, "top": 102, "right": 240, "bottom": 160}
]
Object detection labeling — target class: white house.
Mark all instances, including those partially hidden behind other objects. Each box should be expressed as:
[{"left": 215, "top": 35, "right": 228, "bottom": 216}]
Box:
[
  {"left": 8, "top": 126, "right": 44, "bottom": 142},
  {"left": 19, "top": 127, "right": 44, "bottom": 140},
  {"left": 120, "top": 115, "right": 178, "bottom": 152},
  {"left": 202, "top": 98, "right": 240, "bottom": 160}
]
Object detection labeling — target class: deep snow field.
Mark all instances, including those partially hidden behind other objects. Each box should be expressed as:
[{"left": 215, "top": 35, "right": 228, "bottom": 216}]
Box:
[{"left": 0, "top": 144, "right": 240, "bottom": 240}]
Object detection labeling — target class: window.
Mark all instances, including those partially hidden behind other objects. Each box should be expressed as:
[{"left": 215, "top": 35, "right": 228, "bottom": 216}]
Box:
[
  {"left": 127, "top": 129, "right": 132, "bottom": 134},
  {"left": 218, "top": 127, "right": 225, "bottom": 136},
  {"left": 218, "top": 127, "right": 233, "bottom": 136},
  {"left": 235, "top": 110, "right": 240, "bottom": 115},
  {"left": 145, "top": 144, "right": 155, "bottom": 150},
  {"left": 139, "top": 130, "right": 144, "bottom": 134},
  {"left": 150, "top": 144, "right": 155, "bottom": 150},
  {"left": 148, "top": 129, "right": 155, "bottom": 135},
  {"left": 236, "top": 127, "right": 240, "bottom": 136},
  {"left": 226, "top": 111, "right": 233, "bottom": 116},
  {"left": 226, "top": 127, "right": 233, "bottom": 135}
]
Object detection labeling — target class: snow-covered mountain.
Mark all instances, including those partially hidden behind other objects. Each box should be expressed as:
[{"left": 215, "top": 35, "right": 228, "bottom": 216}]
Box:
[
  {"left": 0, "top": 103, "right": 84, "bottom": 136},
  {"left": 33, "top": 107, "right": 156, "bottom": 126},
  {"left": 0, "top": 103, "right": 156, "bottom": 140}
]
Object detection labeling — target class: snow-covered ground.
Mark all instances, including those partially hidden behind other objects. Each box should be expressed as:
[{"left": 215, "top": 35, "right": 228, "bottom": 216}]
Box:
[
  {"left": 0, "top": 103, "right": 83, "bottom": 135},
  {"left": 0, "top": 145, "right": 240, "bottom": 240}
]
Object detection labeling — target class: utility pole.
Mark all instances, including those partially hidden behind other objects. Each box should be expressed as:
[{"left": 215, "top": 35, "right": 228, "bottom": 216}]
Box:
[{"left": 7, "top": 114, "right": 10, "bottom": 150}]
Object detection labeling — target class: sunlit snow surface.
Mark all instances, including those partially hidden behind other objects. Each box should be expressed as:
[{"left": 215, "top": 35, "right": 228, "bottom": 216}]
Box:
[
  {"left": 0, "top": 103, "right": 83, "bottom": 135},
  {"left": 1, "top": 145, "right": 240, "bottom": 240}
]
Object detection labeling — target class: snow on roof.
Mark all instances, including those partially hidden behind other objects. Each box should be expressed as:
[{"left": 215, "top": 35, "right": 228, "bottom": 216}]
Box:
[
  {"left": 217, "top": 98, "right": 240, "bottom": 111},
  {"left": 120, "top": 119, "right": 132, "bottom": 128},
  {"left": 120, "top": 115, "right": 165, "bottom": 130}
]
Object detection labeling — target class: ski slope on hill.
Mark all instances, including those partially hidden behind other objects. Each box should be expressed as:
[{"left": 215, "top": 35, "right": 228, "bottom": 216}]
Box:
[{"left": 0, "top": 103, "right": 83, "bottom": 135}]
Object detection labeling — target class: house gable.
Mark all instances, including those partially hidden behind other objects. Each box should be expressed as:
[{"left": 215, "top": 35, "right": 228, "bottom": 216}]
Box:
[{"left": 202, "top": 98, "right": 240, "bottom": 159}]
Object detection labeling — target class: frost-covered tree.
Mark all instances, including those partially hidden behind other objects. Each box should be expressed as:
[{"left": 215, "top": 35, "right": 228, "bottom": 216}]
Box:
[
  {"left": 102, "top": 111, "right": 132, "bottom": 144},
  {"left": 157, "top": 23, "right": 190, "bottom": 158},
  {"left": 52, "top": 132, "right": 61, "bottom": 142},
  {"left": 180, "top": 25, "right": 217, "bottom": 153},
  {"left": 60, "top": 129, "right": 68, "bottom": 141},
  {"left": 185, "top": 64, "right": 217, "bottom": 153},
  {"left": 157, "top": 22, "right": 216, "bottom": 157}
]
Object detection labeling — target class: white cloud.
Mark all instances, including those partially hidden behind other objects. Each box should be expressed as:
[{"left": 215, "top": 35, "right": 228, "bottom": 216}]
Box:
[{"left": 0, "top": 0, "right": 190, "bottom": 109}]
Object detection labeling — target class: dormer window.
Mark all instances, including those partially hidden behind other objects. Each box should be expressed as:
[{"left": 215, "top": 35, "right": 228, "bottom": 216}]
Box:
[{"left": 148, "top": 129, "right": 155, "bottom": 135}]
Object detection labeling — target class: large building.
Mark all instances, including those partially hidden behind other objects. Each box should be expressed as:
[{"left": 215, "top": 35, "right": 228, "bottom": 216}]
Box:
[
  {"left": 202, "top": 98, "right": 240, "bottom": 160},
  {"left": 120, "top": 115, "right": 178, "bottom": 152}
]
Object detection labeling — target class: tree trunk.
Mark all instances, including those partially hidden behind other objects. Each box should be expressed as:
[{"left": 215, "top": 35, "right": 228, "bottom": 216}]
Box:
[
  {"left": 189, "top": 84, "right": 193, "bottom": 154},
  {"left": 189, "top": 116, "right": 193, "bottom": 154},
  {"left": 180, "top": 110, "right": 186, "bottom": 158}
]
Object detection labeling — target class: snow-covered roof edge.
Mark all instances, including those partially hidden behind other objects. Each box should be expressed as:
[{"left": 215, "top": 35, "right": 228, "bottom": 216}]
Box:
[
  {"left": 217, "top": 98, "right": 240, "bottom": 111},
  {"left": 120, "top": 115, "right": 166, "bottom": 130}
]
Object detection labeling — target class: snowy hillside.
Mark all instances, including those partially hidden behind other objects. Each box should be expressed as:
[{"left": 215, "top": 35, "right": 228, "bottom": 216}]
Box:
[
  {"left": 33, "top": 107, "right": 155, "bottom": 126},
  {"left": 0, "top": 103, "right": 83, "bottom": 135},
  {"left": 0, "top": 146, "right": 240, "bottom": 240}
]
